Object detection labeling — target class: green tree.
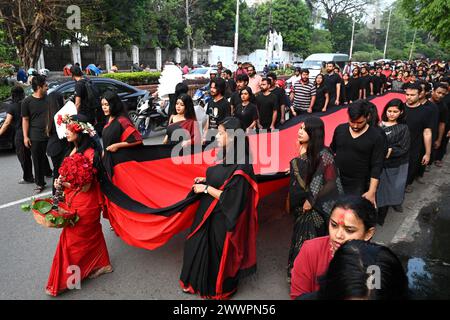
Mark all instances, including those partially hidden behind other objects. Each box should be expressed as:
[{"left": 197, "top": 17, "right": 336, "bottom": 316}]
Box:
[
  {"left": 254, "top": 0, "right": 312, "bottom": 54},
  {"left": 400, "top": 0, "right": 450, "bottom": 49},
  {"left": 325, "top": 13, "right": 353, "bottom": 53},
  {"left": 310, "top": 29, "right": 333, "bottom": 54}
]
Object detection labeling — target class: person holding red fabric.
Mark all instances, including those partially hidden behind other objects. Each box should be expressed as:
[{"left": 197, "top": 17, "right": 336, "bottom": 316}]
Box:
[
  {"left": 290, "top": 195, "right": 377, "bottom": 300},
  {"left": 46, "top": 114, "right": 112, "bottom": 296},
  {"left": 163, "top": 93, "right": 200, "bottom": 146},
  {"left": 180, "top": 117, "right": 259, "bottom": 300}
]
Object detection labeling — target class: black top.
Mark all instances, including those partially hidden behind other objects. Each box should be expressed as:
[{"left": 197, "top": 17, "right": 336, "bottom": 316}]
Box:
[
  {"left": 422, "top": 100, "right": 439, "bottom": 142},
  {"left": 348, "top": 77, "right": 361, "bottom": 101},
  {"left": 21, "top": 95, "right": 49, "bottom": 141},
  {"left": 224, "top": 79, "right": 237, "bottom": 99},
  {"left": 313, "top": 85, "right": 328, "bottom": 112},
  {"left": 324, "top": 73, "right": 340, "bottom": 102},
  {"left": 230, "top": 91, "right": 242, "bottom": 112},
  {"left": 330, "top": 124, "right": 385, "bottom": 185},
  {"left": 359, "top": 75, "right": 372, "bottom": 97},
  {"left": 207, "top": 97, "right": 231, "bottom": 130},
  {"left": 255, "top": 92, "right": 278, "bottom": 129},
  {"left": 381, "top": 123, "right": 410, "bottom": 168},
  {"left": 371, "top": 75, "right": 383, "bottom": 95},
  {"left": 6, "top": 102, "right": 21, "bottom": 134},
  {"left": 437, "top": 100, "right": 449, "bottom": 129},
  {"left": 270, "top": 86, "right": 286, "bottom": 124},
  {"left": 75, "top": 79, "right": 95, "bottom": 121},
  {"left": 404, "top": 104, "right": 433, "bottom": 154},
  {"left": 234, "top": 102, "right": 258, "bottom": 129}
]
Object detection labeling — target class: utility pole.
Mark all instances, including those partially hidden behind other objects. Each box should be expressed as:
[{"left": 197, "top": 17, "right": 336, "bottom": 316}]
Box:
[
  {"left": 186, "top": 0, "right": 192, "bottom": 63},
  {"left": 409, "top": 29, "right": 417, "bottom": 60},
  {"left": 349, "top": 18, "right": 356, "bottom": 59},
  {"left": 383, "top": 8, "right": 392, "bottom": 59},
  {"left": 233, "top": 0, "right": 240, "bottom": 64}
]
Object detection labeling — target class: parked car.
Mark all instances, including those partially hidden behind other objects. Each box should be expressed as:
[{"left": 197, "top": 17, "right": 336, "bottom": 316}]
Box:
[
  {"left": 183, "top": 67, "right": 218, "bottom": 80},
  {"left": 303, "top": 53, "right": 349, "bottom": 81}
]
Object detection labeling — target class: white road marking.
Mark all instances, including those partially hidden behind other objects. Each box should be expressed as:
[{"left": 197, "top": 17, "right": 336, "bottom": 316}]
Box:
[{"left": 0, "top": 191, "right": 52, "bottom": 210}]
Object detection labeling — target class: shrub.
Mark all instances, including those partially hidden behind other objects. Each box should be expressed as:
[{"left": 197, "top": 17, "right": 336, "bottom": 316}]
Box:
[
  {"left": 0, "top": 84, "right": 11, "bottom": 101},
  {"left": 100, "top": 71, "right": 161, "bottom": 86}
]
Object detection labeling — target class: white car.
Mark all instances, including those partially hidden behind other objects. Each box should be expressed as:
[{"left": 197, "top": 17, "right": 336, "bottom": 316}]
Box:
[{"left": 183, "top": 67, "right": 218, "bottom": 80}]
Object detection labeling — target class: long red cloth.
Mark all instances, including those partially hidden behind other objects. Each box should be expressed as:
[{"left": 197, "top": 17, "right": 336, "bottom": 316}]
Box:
[{"left": 105, "top": 93, "right": 405, "bottom": 250}]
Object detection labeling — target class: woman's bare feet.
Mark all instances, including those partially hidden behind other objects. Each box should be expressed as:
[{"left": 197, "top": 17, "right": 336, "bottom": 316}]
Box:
[{"left": 89, "top": 265, "right": 113, "bottom": 279}]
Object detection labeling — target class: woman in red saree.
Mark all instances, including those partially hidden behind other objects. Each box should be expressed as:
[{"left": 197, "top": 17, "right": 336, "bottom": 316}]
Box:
[
  {"left": 180, "top": 117, "right": 259, "bottom": 299},
  {"left": 46, "top": 115, "right": 112, "bottom": 296},
  {"left": 163, "top": 93, "right": 200, "bottom": 146}
]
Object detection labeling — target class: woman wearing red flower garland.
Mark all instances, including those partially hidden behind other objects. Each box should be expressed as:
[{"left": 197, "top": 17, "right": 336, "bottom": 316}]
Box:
[{"left": 46, "top": 114, "right": 112, "bottom": 296}]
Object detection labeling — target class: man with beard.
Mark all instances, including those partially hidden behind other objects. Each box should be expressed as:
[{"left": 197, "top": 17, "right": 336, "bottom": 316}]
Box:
[
  {"left": 255, "top": 78, "right": 278, "bottom": 130},
  {"left": 290, "top": 69, "right": 316, "bottom": 116},
  {"left": 359, "top": 66, "right": 373, "bottom": 99},
  {"left": 203, "top": 78, "right": 231, "bottom": 143},
  {"left": 430, "top": 83, "right": 449, "bottom": 167},
  {"left": 230, "top": 73, "right": 250, "bottom": 115},
  {"left": 330, "top": 101, "right": 385, "bottom": 205},
  {"left": 404, "top": 83, "right": 433, "bottom": 193},
  {"left": 324, "top": 62, "right": 341, "bottom": 107},
  {"left": 247, "top": 64, "right": 262, "bottom": 94}
]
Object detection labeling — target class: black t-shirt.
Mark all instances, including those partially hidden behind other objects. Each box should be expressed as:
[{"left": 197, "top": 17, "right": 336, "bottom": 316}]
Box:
[
  {"left": 6, "top": 102, "right": 21, "bottom": 133},
  {"left": 348, "top": 77, "right": 361, "bottom": 101},
  {"left": 330, "top": 124, "right": 385, "bottom": 188},
  {"left": 371, "top": 75, "right": 383, "bottom": 95},
  {"left": 207, "top": 97, "right": 231, "bottom": 130},
  {"left": 313, "top": 85, "right": 328, "bottom": 112},
  {"left": 422, "top": 100, "right": 439, "bottom": 142},
  {"left": 404, "top": 104, "right": 433, "bottom": 153},
  {"left": 359, "top": 75, "right": 372, "bottom": 96},
  {"left": 234, "top": 102, "right": 258, "bottom": 129},
  {"left": 324, "top": 73, "right": 340, "bottom": 102},
  {"left": 225, "top": 79, "right": 237, "bottom": 99},
  {"left": 270, "top": 86, "right": 286, "bottom": 124},
  {"left": 255, "top": 92, "right": 278, "bottom": 128},
  {"left": 75, "top": 79, "right": 93, "bottom": 120},
  {"left": 21, "top": 95, "right": 48, "bottom": 141}
]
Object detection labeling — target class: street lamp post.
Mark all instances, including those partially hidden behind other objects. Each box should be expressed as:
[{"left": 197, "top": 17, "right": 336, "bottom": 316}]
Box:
[
  {"left": 233, "top": 0, "right": 240, "bottom": 64},
  {"left": 349, "top": 18, "right": 356, "bottom": 59},
  {"left": 383, "top": 8, "right": 392, "bottom": 59},
  {"left": 409, "top": 29, "right": 417, "bottom": 60}
]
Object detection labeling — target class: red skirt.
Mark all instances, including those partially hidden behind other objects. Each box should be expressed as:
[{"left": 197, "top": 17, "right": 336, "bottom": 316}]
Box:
[{"left": 46, "top": 183, "right": 111, "bottom": 296}]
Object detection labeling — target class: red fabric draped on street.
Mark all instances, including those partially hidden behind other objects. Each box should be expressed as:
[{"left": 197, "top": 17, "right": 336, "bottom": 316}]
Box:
[{"left": 103, "top": 92, "right": 405, "bottom": 251}]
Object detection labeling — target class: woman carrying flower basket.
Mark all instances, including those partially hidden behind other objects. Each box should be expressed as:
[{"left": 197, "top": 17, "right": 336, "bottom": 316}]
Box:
[{"left": 46, "top": 114, "right": 112, "bottom": 296}]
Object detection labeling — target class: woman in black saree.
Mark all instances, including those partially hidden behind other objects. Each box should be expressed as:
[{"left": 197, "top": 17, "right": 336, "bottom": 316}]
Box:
[
  {"left": 286, "top": 116, "right": 344, "bottom": 281},
  {"left": 180, "top": 117, "right": 259, "bottom": 300}
]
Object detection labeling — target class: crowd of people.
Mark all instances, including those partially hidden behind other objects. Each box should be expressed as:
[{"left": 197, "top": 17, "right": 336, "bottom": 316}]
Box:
[{"left": 1, "top": 58, "right": 449, "bottom": 300}]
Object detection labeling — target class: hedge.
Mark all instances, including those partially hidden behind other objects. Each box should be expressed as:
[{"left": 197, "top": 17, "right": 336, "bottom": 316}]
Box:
[
  {"left": 0, "top": 85, "right": 11, "bottom": 102},
  {"left": 100, "top": 71, "right": 161, "bottom": 86}
]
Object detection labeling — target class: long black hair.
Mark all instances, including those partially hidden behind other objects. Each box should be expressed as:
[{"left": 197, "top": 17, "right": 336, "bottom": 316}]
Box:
[
  {"left": 318, "top": 240, "right": 409, "bottom": 300},
  {"left": 367, "top": 101, "right": 380, "bottom": 127},
  {"left": 102, "top": 90, "right": 127, "bottom": 118},
  {"left": 381, "top": 98, "right": 406, "bottom": 123},
  {"left": 219, "top": 117, "right": 251, "bottom": 165},
  {"left": 173, "top": 93, "right": 197, "bottom": 121},
  {"left": 302, "top": 116, "right": 325, "bottom": 185}
]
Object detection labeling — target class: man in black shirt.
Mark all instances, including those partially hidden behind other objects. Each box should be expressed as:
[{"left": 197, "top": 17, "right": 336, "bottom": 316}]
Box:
[
  {"left": 324, "top": 61, "right": 341, "bottom": 107},
  {"left": 359, "top": 66, "right": 373, "bottom": 99},
  {"left": 0, "top": 86, "right": 33, "bottom": 183},
  {"left": 203, "top": 78, "right": 231, "bottom": 143},
  {"left": 404, "top": 83, "right": 433, "bottom": 192},
  {"left": 22, "top": 74, "right": 52, "bottom": 193},
  {"left": 430, "top": 83, "right": 449, "bottom": 166},
  {"left": 71, "top": 65, "right": 95, "bottom": 123},
  {"left": 267, "top": 72, "right": 286, "bottom": 125},
  {"left": 330, "top": 101, "right": 385, "bottom": 205},
  {"left": 230, "top": 74, "right": 249, "bottom": 115},
  {"left": 255, "top": 78, "right": 278, "bottom": 130},
  {"left": 222, "top": 69, "right": 237, "bottom": 100}
]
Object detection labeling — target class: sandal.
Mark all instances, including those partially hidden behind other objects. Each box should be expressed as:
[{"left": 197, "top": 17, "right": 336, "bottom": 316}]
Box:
[
  {"left": 435, "top": 161, "right": 443, "bottom": 167},
  {"left": 34, "top": 185, "right": 46, "bottom": 194}
]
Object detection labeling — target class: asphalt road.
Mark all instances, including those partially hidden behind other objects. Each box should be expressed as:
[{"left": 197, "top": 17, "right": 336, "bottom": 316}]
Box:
[{"left": 0, "top": 133, "right": 449, "bottom": 300}]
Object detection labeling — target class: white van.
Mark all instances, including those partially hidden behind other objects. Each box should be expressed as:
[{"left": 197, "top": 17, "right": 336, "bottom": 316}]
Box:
[{"left": 302, "top": 53, "right": 349, "bottom": 81}]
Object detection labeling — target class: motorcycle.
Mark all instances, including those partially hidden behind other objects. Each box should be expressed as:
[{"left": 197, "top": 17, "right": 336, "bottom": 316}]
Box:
[
  {"left": 134, "top": 92, "right": 169, "bottom": 138},
  {"left": 192, "top": 86, "right": 212, "bottom": 134}
]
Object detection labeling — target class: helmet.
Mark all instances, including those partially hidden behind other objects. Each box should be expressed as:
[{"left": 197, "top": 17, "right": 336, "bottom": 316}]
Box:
[
  {"left": 210, "top": 69, "right": 218, "bottom": 74},
  {"left": 27, "top": 68, "right": 36, "bottom": 75}
]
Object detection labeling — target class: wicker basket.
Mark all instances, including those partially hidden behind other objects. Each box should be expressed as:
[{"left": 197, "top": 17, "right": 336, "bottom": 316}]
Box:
[{"left": 32, "top": 199, "right": 77, "bottom": 228}]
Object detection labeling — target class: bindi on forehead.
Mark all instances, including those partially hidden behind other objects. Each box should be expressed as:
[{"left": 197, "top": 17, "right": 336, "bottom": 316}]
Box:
[{"left": 336, "top": 209, "right": 354, "bottom": 226}]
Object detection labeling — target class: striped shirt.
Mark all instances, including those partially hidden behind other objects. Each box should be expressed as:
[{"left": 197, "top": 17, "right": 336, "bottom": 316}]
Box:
[{"left": 292, "top": 81, "right": 316, "bottom": 111}]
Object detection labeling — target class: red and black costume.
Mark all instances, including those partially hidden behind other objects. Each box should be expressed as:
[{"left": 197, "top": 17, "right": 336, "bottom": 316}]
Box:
[
  {"left": 46, "top": 148, "right": 111, "bottom": 296},
  {"left": 166, "top": 119, "right": 201, "bottom": 145},
  {"left": 179, "top": 163, "right": 259, "bottom": 299}
]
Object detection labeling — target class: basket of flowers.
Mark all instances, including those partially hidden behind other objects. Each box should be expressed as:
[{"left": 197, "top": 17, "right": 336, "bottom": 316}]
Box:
[{"left": 22, "top": 198, "right": 79, "bottom": 228}]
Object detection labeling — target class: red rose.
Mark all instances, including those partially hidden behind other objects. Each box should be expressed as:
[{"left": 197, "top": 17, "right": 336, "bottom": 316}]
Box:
[{"left": 57, "top": 115, "right": 63, "bottom": 126}]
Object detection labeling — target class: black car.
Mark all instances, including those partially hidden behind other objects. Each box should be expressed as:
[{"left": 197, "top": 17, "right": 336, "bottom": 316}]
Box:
[{"left": 0, "top": 77, "right": 148, "bottom": 150}]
